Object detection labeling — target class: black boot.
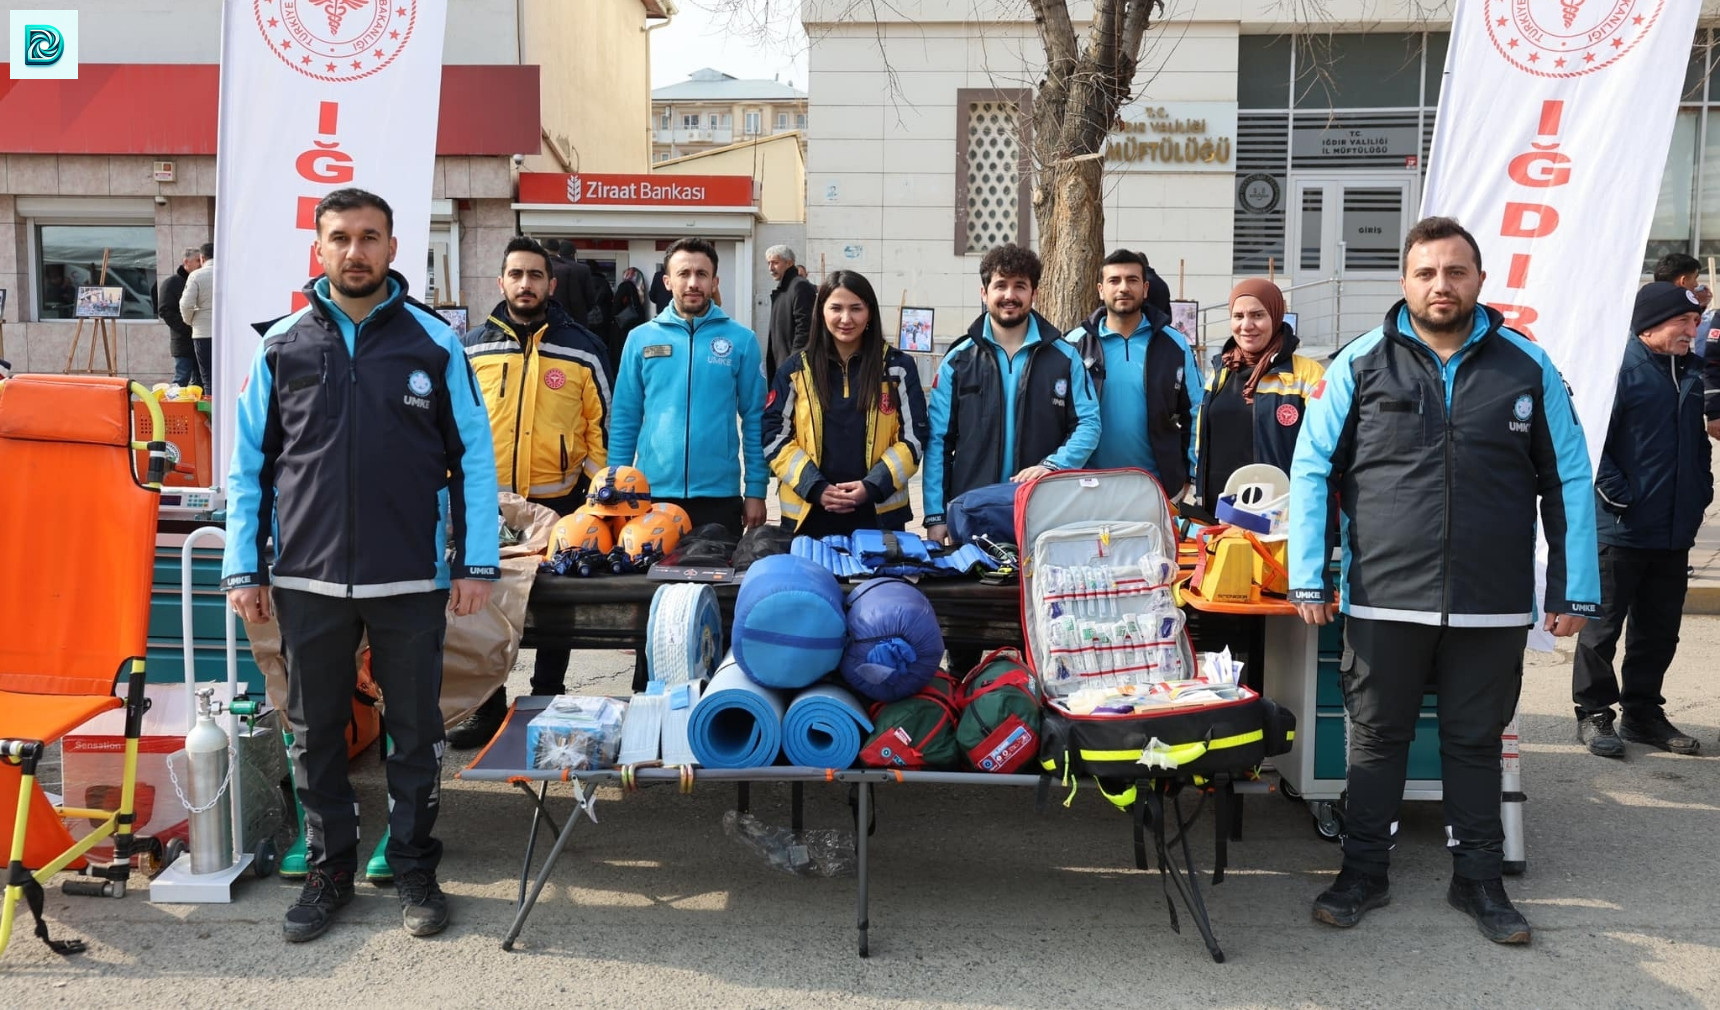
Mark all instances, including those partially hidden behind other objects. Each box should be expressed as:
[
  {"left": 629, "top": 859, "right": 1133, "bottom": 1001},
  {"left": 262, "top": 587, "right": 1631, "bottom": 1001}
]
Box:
[
  {"left": 1576, "top": 710, "right": 1625, "bottom": 758},
  {"left": 1618, "top": 709, "right": 1701, "bottom": 755},
  {"left": 1447, "top": 876, "right": 1531, "bottom": 944},
  {"left": 444, "top": 689, "right": 507, "bottom": 749},
  {"left": 1312, "top": 866, "right": 1390, "bottom": 928}
]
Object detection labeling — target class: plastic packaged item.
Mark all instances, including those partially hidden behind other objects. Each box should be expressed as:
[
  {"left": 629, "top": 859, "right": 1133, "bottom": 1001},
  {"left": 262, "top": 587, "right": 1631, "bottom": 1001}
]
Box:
[
  {"left": 526, "top": 696, "right": 627, "bottom": 771},
  {"left": 721, "top": 810, "right": 857, "bottom": 877}
]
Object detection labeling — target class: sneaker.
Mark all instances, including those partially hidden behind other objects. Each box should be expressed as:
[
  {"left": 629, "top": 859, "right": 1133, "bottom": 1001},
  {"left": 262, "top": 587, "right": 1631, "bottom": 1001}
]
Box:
[
  {"left": 1312, "top": 866, "right": 1390, "bottom": 928},
  {"left": 444, "top": 690, "right": 507, "bottom": 750},
  {"left": 1576, "top": 711, "right": 1626, "bottom": 758},
  {"left": 397, "top": 868, "right": 449, "bottom": 937},
  {"left": 282, "top": 868, "right": 354, "bottom": 942},
  {"left": 1447, "top": 876, "right": 1531, "bottom": 944},
  {"left": 1618, "top": 709, "right": 1702, "bottom": 755}
]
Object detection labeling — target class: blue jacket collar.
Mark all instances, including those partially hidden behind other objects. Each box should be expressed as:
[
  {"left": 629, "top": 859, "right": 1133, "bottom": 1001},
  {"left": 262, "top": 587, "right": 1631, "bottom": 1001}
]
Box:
[
  {"left": 310, "top": 272, "right": 406, "bottom": 326},
  {"left": 656, "top": 300, "right": 731, "bottom": 328}
]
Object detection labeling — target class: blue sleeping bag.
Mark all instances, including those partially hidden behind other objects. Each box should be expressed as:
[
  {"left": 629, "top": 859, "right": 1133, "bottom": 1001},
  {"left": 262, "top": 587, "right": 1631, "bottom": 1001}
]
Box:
[
  {"left": 947, "top": 481, "right": 1018, "bottom": 545},
  {"left": 839, "top": 577, "right": 945, "bottom": 702},
  {"left": 732, "top": 553, "right": 847, "bottom": 689}
]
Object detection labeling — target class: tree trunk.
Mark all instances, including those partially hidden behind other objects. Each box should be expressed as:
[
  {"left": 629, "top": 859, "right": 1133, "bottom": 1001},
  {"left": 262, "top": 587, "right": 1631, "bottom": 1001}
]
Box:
[{"left": 1033, "top": 159, "right": 1106, "bottom": 332}]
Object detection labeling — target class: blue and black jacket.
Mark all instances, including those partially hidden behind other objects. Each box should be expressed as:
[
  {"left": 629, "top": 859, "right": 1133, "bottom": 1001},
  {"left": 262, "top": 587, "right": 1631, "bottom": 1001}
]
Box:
[
  {"left": 1289, "top": 302, "right": 1600, "bottom": 626},
  {"left": 607, "top": 301, "right": 768, "bottom": 500},
  {"left": 1595, "top": 335, "right": 1712, "bottom": 550},
  {"left": 924, "top": 311, "right": 1100, "bottom": 525},
  {"left": 1069, "top": 304, "right": 1201, "bottom": 491},
  {"left": 222, "top": 271, "right": 500, "bottom": 596}
]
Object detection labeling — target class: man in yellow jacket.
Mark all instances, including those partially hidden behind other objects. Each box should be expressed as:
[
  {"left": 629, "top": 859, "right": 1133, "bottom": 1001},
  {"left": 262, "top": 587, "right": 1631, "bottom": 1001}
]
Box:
[{"left": 450, "top": 236, "right": 614, "bottom": 745}]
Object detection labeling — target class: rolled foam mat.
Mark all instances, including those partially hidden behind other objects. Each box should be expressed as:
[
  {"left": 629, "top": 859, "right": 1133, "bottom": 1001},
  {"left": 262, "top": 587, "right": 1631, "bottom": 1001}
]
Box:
[
  {"left": 687, "top": 654, "right": 787, "bottom": 768},
  {"left": 731, "top": 553, "right": 847, "bottom": 689},
  {"left": 782, "top": 683, "right": 874, "bottom": 769},
  {"left": 646, "top": 582, "right": 723, "bottom": 684}
]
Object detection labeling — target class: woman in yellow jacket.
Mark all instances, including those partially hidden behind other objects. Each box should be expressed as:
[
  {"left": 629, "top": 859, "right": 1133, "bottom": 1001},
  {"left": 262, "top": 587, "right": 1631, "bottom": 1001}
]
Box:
[
  {"left": 1193, "top": 278, "right": 1326, "bottom": 506},
  {"left": 762, "top": 269, "right": 931, "bottom": 537}
]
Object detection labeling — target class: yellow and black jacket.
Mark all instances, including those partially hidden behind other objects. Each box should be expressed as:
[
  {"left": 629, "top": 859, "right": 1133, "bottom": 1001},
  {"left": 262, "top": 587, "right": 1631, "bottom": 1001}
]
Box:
[
  {"left": 462, "top": 301, "right": 613, "bottom": 500},
  {"left": 1193, "top": 328, "right": 1326, "bottom": 506},
  {"left": 763, "top": 345, "right": 930, "bottom": 529}
]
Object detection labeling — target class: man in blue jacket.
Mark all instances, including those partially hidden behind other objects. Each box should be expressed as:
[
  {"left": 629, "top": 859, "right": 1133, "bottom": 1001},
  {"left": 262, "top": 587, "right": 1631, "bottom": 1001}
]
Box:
[
  {"left": 923, "top": 244, "right": 1100, "bottom": 545},
  {"left": 224, "top": 189, "right": 499, "bottom": 943},
  {"left": 1068, "top": 248, "right": 1201, "bottom": 495},
  {"left": 608, "top": 236, "right": 767, "bottom": 533},
  {"left": 1289, "top": 217, "right": 1599, "bottom": 945},
  {"left": 1574, "top": 282, "right": 1709, "bottom": 758}
]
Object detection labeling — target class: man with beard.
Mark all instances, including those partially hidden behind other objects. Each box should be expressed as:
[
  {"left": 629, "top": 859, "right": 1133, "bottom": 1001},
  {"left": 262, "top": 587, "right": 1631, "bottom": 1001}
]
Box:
[
  {"left": 923, "top": 244, "right": 1100, "bottom": 546},
  {"left": 608, "top": 236, "right": 767, "bottom": 534},
  {"left": 446, "top": 236, "right": 614, "bottom": 747},
  {"left": 1068, "top": 248, "right": 1202, "bottom": 496},
  {"left": 224, "top": 188, "right": 499, "bottom": 944},
  {"left": 1289, "top": 216, "right": 1599, "bottom": 945}
]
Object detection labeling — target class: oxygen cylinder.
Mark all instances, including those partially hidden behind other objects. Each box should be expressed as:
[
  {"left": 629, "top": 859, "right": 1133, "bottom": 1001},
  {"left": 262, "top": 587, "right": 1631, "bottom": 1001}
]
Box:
[{"left": 186, "top": 689, "right": 234, "bottom": 874}]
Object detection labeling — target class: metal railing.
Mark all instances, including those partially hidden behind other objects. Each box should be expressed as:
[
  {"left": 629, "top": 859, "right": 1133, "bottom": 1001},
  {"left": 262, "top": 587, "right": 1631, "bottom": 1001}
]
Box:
[{"left": 1195, "top": 270, "right": 1345, "bottom": 361}]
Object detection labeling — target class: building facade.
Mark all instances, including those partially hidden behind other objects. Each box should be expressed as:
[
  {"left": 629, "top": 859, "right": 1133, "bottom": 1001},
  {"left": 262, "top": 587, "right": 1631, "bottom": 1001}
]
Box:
[
  {"left": 0, "top": 0, "right": 663, "bottom": 383},
  {"left": 652, "top": 68, "right": 808, "bottom": 163},
  {"left": 802, "top": 0, "right": 1720, "bottom": 357}
]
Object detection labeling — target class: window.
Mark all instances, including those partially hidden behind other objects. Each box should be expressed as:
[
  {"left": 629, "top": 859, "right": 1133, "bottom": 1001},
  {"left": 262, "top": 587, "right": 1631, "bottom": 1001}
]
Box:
[
  {"left": 1646, "top": 31, "right": 1720, "bottom": 270},
  {"left": 955, "top": 90, "right": 1031, "bottom": 255},
  {"left": 1649, "top": 110, "right": 1698, "bottom": 267},
  {"left": 775, "top": 112, "right": 789, "bottom": 131},
  {"left": 744, "top": 111, "right": 760, "bottom": 135},
  {"left": 718, "top": 113, "right": 732, "bottom": 128},
  {"left": 682, "top": 113, "right": 701, "bottom": 128},
  {"left": 659, "top": 110, "right": 670, "bottom": 129},
  {"left": 795, "top": 113, "right": 807, "bottom": 130},
  {"left": 35, "top": 224, "right": 158, "bottom": 320}
]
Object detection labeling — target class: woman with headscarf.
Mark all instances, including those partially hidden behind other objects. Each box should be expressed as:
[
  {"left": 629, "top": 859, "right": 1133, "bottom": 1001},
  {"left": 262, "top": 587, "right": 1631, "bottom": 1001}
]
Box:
[{"left": 1193, "top": 278, "right": 1327, "bottom": 506}]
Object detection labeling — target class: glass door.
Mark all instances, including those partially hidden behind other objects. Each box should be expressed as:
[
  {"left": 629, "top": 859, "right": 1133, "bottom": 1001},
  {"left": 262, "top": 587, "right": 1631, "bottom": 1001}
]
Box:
[{"left": 1285, "top": 173, "right": 1418, "bottom": 349}]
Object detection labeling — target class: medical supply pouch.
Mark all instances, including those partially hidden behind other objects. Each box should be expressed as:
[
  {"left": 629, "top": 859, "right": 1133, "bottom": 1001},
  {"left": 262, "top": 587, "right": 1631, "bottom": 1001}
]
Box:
[
  {"left": 1038, "top": 686, "right": 1295, "bottom": 784},
  {"left": 955, "top": 648, "right": 1043, "bottom": 774},
  {"left": 1015, "top": 468, "right": 1195, "bottom": 698},
  {"left": 859, "top": 672, "right": 961, "bottom": 770}
]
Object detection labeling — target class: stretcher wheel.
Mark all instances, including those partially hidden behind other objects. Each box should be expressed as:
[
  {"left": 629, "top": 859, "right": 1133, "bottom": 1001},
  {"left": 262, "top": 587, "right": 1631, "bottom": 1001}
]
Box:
[
  {"left": 1309, "top": 800, "right": 1343, "bottom": 841},
  {"left": 1279, "top": 779, "right": 1302, "bottom": 802},
  {"left": 253, "top": 838, "right": 278, "bottom": 878},
  {"left": 163, "top": 837, "right": 188, "bottom": 868},
  {"left": 138, "top": 836, "right": 165, "bottom": 875}
]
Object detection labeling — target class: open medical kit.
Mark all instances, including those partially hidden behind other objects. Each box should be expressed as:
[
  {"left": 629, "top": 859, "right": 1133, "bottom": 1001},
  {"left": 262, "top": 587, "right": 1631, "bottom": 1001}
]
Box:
[{"left": 1016, "top": 468, "right": 1295, "bottom": 782}]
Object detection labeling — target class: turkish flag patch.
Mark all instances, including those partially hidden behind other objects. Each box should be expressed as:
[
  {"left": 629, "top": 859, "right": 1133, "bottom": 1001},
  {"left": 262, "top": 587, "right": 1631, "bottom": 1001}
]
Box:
[
  {"left": 1309, "top": 380, "right": 1326, "bottom": 400},
  {"left": 1276, "top": 403, "right": 1300, "bottom": 427},
  {"left": 766, "top": 389, "right": 777, "bottom": 408}
]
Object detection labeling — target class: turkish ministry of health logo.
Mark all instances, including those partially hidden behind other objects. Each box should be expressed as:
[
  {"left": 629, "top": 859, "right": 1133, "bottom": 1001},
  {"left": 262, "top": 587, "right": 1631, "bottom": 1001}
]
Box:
[
  {"left": 1485, "top": 0, "right": 1664, "bottom": 78},
  {"left": 256, "top": 0, "right": 417, "bottom": 83},
  {"left": 8, "top": 10, "right": 79, "bottom": 80}
]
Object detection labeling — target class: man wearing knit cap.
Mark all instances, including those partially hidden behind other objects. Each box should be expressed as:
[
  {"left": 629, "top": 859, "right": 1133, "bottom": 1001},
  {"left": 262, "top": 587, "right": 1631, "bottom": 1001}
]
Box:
[
  {"left": 1289, "top": 216, "right": 1599, "bottom": 945},
  {"left": 1572, "top": 282, "right": 1709, "bottom": 758}
]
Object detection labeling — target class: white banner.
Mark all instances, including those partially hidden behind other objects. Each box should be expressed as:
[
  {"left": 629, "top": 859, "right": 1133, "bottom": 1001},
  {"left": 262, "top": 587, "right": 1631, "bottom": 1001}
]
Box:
[
  {"left": 1423, "top": 0, "right": 1698, "bottom": 471},
  {"left": 212, "top": 0, "right": 448, "bottom": 477}
]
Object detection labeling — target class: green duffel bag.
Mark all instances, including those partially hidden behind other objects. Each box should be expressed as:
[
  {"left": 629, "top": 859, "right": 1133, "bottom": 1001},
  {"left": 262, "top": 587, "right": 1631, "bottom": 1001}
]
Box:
[
  {"left": 955, "top": 648, "right": 1043, "bottom": 774},
  {"left": 859, "top": 672, "right": 961, "bottom": 770}
]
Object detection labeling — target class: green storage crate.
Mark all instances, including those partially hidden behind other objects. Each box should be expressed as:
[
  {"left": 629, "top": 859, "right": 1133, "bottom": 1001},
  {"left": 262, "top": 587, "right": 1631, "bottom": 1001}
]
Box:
[
  {"left": 147, "top": 544, "right": 262, "bottom": 688},
  {"left": 1312, "top": 707, "right": 1444, "bottom": 782}
]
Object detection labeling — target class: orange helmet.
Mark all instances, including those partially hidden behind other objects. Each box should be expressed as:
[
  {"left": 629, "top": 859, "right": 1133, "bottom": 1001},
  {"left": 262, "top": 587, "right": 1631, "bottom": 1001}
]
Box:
[
  {"left": 547, "top": 507, "right": 616, "bottom": 557},
  {"left": 585, "top": 465, "right": 652, "bottom": 517},
  {"left": 617, "top": 511, "right": 683, "bottom": 561},
  {"left": 646, "top": 502, "right": 693, "bottom": 541}
]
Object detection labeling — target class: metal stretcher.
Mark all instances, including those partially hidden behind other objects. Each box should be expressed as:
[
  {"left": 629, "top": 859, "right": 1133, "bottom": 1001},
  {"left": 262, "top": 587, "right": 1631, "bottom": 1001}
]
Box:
[{"left": 458, "top": 696, "right": 1257, "bottom": 962}]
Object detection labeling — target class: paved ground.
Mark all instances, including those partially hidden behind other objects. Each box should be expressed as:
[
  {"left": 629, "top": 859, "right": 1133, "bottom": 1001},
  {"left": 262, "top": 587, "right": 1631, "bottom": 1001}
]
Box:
[{"left": 6, "top": 606, "right": 1720, "bottom": 1009}]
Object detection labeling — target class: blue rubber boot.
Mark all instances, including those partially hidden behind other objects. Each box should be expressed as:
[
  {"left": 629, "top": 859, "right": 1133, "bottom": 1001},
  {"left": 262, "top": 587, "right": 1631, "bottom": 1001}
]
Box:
[{"left": 279, "top": 729, "right": 309, "bottom": 879}]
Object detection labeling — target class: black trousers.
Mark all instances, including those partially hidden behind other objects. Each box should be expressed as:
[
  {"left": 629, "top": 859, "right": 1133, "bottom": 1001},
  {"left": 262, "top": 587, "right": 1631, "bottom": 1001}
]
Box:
[
  {"left": 657, "top": 495, "right": 743, "bottom": 535},
  {"left": 1340, "top": 617, "right": 1526, "bottom": 881},
  {"left": 276, "top": 588, "right": 449, "bottom": 875},
  {"left": 1572, "top": 545, "right": 1687, "bottom": 719},
  {"left": 192, "top": 337, "right": 212, "bottom": 393}
]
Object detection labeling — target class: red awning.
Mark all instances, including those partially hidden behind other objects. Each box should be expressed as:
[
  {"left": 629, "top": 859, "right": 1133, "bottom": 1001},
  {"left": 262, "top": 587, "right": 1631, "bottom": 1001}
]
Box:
[{"left": 0, "top": 64, "right": 541, "bottom": 156}]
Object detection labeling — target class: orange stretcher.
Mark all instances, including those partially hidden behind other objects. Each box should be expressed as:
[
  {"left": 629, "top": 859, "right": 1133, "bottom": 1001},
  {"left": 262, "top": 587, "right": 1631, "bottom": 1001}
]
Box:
[{"left": 0, "top": 375, "right": 166, "bottom": 958}]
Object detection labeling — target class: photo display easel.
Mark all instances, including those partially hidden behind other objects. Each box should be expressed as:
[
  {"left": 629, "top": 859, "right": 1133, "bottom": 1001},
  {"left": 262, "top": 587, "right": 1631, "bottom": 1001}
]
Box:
[{"left": 65, "top": 249, "right": 119, "bottom": 377}]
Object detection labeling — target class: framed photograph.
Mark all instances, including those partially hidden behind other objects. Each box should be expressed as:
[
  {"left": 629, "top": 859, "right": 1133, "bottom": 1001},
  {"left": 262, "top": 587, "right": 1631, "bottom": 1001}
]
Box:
[
  {"left": 898, "top": 306, "right": 935, "bottom": 353},
  {"left": 1169, "top": 299, "right": 1199, "bottom": 341},
  {"left": 1282, "top": 310, "right": 1299, "bottom": 335},
  {"left": 75, "top": 286, "right": 124, "bottom": 318},
  {"left": 437, "top": 306, "right": 470, "bottom": 338}
]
